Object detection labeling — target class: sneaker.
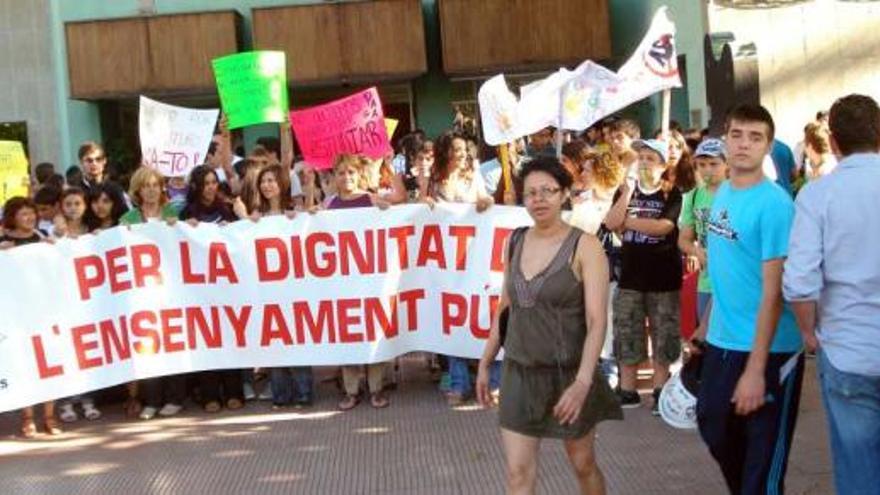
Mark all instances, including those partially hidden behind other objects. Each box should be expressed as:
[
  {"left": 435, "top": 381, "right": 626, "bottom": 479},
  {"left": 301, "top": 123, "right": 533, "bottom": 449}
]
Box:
[
  {"left": 158, "top": 403, "right": 183, "bottom": 417},
  {"left": 242, "top": 382, "right": 256, "bottom": 401},
  {"left": 82, "top": 403, "right": 102, "bottom": 421},
  {"left": 293, "top": 397, "right": 313, "bottom": 409},
  {"left": 59, "top": 403, "right": 78, "bottom": 423},
  {"left": 257, "top": 387, "right": 274, "bottom": 401},
  {"left": 139, "top": 406, "right": 158, "bottom": 420},
  {"left": 651, "top": 388, "right": 662, "bottom": 417},
  {"left": 616, "top": 389, "right": 641, "bottom": 409}
]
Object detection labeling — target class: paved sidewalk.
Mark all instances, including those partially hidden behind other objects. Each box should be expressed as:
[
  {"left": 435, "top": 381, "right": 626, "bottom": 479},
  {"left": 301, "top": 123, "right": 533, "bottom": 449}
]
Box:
[{"left": 0, "top": 356, "right": 832, "bottom": 494}]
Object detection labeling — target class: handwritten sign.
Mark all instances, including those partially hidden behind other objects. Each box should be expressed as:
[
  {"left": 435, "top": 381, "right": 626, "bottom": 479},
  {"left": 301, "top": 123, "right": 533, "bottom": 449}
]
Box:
[
  {"left": 0, "top": 141, "right": 29, "bottom": 204},
  {"left": 139, "top": 96, "right": 219, "bottom": 177},
  {"left": 290, "top": 87, "right": 392, "bottom": 170},
  {"left": 212, "top": 51, "right": 289, "bottom": 129}
]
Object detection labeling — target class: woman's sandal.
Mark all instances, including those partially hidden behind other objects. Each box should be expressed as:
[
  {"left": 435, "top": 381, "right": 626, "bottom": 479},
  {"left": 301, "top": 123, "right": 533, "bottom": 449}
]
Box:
[
  {"left": 370, "top": 392, "right": 390, "bottom": 409},
  {"left": 20, "top": 418, "right": 37, "bottom": 439},
  {"left": 338, "top": 395, "right": 360, "bottom": 411},
  {"left": 124, "top": 397, "right": 143, "bottom": 419}
]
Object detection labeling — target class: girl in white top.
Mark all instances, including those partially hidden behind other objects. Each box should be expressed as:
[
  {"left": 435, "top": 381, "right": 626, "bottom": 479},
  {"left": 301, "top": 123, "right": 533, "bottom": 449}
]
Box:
[
  {"left": 570, "top": 150, "right": 625, "bottom": 235},
  {"left": 804, "top": 121, "right": 837, "bottom": 181},
  {"left": 425, "top": 131, "right": 493, "bottom": 211}
]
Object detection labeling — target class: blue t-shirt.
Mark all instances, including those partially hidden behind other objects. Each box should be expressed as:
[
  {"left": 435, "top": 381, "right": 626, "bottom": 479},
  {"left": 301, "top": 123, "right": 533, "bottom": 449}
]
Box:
[
  {"left": 705, "top": 179, "right": 801, "bottom": 353},
  {"left": 770, "top": 139, "right": 795, "bottom": 195}
]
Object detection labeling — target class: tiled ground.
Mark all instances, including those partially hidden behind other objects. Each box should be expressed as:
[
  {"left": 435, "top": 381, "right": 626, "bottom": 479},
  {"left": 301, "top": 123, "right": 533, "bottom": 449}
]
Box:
[{"left": 0, "top": 356, "right": 832, "bottom": 494}]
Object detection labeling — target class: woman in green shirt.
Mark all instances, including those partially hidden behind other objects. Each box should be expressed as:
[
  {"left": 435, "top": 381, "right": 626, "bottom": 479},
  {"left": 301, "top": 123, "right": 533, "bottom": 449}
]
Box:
[
  {"left": 119, "top": 166, "right": 184, "bottom": 420},
  {"left": 120, "top": 167, "right": 181, "bottom": 226}
]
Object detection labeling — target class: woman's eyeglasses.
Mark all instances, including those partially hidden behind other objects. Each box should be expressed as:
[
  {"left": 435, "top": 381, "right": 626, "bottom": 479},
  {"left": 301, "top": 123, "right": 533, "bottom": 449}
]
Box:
[{"left": 523, "top": 186, "right": 562, "bottom": 200}]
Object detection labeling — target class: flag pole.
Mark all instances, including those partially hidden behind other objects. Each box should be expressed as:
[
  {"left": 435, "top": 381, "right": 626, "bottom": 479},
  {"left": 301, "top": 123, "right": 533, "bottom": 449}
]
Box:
[
  {"left": 555, "top": 91, "right": 565, "bottom": 158},
  {"left": 661, "top": 88, "right": 672, "bottom": 138},
  {"left": 498, "top": 144, "right": 511, "bottom": 193}
]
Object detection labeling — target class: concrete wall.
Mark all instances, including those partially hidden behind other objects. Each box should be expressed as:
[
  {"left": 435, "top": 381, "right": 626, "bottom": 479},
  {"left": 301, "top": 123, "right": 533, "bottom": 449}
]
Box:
[
  {"left": 708, "top": 0, "right": 880, "bottom": 146},
  {"left": 0, "top": 0, "right": 60, "bottom": 169}
]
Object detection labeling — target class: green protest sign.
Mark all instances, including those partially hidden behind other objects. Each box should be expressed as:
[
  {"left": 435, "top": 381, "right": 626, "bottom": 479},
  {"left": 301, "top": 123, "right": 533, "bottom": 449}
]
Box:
[{"left": 212, "top": 51, "right": 289, "bottom": 129}]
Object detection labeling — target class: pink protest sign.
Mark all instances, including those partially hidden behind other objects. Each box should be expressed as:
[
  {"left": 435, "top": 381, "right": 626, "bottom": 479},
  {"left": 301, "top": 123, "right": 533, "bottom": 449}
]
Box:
[{"left": 290, "top": 87, "right": 392, "bottom": 170}]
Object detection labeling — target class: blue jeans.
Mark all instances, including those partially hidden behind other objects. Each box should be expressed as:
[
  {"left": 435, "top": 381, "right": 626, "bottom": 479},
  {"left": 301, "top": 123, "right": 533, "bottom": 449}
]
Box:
[
  {"left": 270, "top": 367, "right": 313, "bottom": 404},
  {"left": 818, "top": 349, "right": 880, "bottom": 495},
  {"left": 448, "top": 357, "right": 501, "bottom": 395}
]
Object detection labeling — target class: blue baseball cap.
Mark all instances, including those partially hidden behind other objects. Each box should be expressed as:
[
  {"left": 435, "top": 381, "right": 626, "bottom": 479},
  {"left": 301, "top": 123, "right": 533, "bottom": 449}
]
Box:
[
  {"left": 632, "top": 139, "right": 669, "bottom": 163},
  {"left": 695, "top": 138, "right": 727, "bottom": 159}
]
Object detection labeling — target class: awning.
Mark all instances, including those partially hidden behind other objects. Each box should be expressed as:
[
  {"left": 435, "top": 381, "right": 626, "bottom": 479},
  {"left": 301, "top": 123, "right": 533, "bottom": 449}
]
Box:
[
  {"left": 65, "top": 11, "right": 241, "bottom": 100},
  {"left": 438, "top": 0, "right": 611, "bottom": 76},
  {"left": 253, "top": 0, "right": 427, "bottom": 86}
]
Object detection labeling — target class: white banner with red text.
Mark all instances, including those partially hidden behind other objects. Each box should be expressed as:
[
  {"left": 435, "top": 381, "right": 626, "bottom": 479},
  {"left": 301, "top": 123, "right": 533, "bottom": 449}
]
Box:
[{"left": 0, "top": 205, "right": 531, "bottom": 412}]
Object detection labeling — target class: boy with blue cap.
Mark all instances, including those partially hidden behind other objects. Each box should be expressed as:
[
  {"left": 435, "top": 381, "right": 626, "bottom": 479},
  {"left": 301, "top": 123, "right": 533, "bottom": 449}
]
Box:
[
  {"left": 678, "top": 138, "right": 728, "bottom": 343},
  {"left": 605, "top": 138, "right": 683, "bottom": 414}
]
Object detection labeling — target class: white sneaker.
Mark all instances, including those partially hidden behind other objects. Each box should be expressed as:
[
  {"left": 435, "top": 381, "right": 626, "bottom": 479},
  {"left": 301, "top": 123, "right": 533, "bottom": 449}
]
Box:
[
  {"left": 83, "top": 403, "right": 102, "bottom": 421},
  {"left": 257, "top": 388, "right": 273, "bottom": 401},
  {"left": 158, "top": 403, "right": 183, "bottom": 417},
  {"left": 139, "top": 406, "right": 158, "bottom": 420},
  {"left": 59, "top": 403, "right": 78, "bottom": 423},
  {"left": 243, "top": 382, "right": 256, "bottom": 401}
]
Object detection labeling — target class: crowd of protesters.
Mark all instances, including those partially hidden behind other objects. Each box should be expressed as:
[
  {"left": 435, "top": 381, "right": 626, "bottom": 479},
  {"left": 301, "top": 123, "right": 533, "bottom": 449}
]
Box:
[{"left": 2, "top": 93, "right": 878, "bottom": 495}]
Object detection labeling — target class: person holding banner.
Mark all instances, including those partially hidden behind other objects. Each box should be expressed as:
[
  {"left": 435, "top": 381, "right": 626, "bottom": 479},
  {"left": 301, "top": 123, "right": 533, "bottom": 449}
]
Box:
[
  {"left": 412, "top": 139, "right": 435, "bottom": 201},
  {"left": 180, "top": 165, "right": 248, "bottom": 225},
  {"left": 51, "top": 188, "right": 89, "bottom": 239},
  {"left": 83, "top": 182, "right": 129, "bottom": 232},
  {"left": 0, "top": 197, "right": 61, "bottom": 437},
  {"left": 362, "top": 155, "right": 407, "bottom": 205},
  {"left": 425, "top": 130, "right": 495, "bottom": 405},
  {"left": 323, "top": 154, "right": 393, "bottom": 410},
  {"left": 476, "top": 157, "right": 621, "bottom": 495},
  {"left": 248, "top": 163, "right": 314, "bottom": 408},
  {"left": 119, "top": 167, "right": 181, "bottom": 226},
  {"left": 426, "top": 131, "right": 493, "bottom": 212},
  {"left": 117, "top": 167, "right": 185, "bottom": 420},
  {"left": 179, "top": 165, "right": 247, "bottom": 412},
  {"left": 0, "top": 197, "right": 48, "bottom": 249},
  {"left": 49, "top": 190, "right": 105, "bottom": 423}
]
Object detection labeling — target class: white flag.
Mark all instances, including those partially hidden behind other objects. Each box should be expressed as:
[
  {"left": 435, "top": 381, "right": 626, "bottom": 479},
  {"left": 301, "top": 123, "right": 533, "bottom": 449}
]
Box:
[
  {"left": 139, "top": 96, "right": 220, "bottom": 177},
  {"left": 517, "top": 67, "right": 576, "bottom": 136},
  {"left": 477, "top": 75, "right": 522, "bottom": 146},
  {"left": 559, "top": 60, "right": 625, "bottom": 130},
  {"left": 602, "top": 6, "right": 682, "bottom": 117},
  {"left": 477, "top": 7, "right": 681, "bottom": 140}
]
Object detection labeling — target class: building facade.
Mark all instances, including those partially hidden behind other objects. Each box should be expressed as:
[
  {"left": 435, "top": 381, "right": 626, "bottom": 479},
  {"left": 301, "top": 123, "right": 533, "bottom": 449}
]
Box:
[{"left": 4, "top": 1, "right": 877, "bottom": 173}]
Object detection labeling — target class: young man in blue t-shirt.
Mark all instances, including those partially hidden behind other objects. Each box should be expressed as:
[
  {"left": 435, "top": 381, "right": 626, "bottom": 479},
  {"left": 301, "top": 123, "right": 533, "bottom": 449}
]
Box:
[{"left": 693, "top": 104, "right": 805, "bottom": 494}]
